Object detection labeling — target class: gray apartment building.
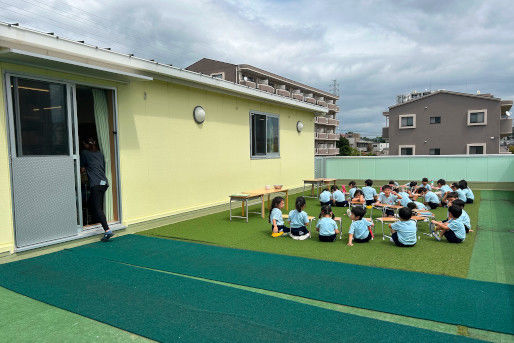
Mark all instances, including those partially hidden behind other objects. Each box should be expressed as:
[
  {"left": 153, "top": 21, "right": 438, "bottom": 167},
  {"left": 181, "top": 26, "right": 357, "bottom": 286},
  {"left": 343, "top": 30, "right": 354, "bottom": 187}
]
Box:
[
  {"left": 382, "top": 90, "right": 513, "bottom": 155},
  {"left": 186, "top": 58, "right": 340, "bottom": 156}
]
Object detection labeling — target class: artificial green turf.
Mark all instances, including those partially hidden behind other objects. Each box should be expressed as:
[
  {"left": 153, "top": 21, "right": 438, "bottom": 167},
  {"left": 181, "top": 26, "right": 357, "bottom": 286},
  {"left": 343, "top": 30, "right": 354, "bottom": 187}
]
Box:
[
  {"left": 69, "top": 234, "right": 514, "bottom": 335},
  {"left": 140, "top": 189, "right": 481, "bottom": 278},
  {"left": 0, "top": 251, "right": 479, "bottom": 343}
]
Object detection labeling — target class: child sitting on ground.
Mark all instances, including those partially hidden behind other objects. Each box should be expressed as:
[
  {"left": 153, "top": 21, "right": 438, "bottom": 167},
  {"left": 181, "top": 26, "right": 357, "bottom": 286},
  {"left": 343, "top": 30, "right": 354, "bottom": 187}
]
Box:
[
  {"left": 420, "top": 177, "right": 432, "bottom": 191},
  {"left": 452, "top": 199, "right": 473, "bottom": 232},
  {"left": 454, "top": 182, "right": 467, "bottom": 202},
  {"left": 388, "top": 207, "right": 417, "bottom": 247},
  {"left": 347, "top": 206, "right": 374, "bottom": 246},
  {"left": 417, "top": 187, "right": 440, "bottom": 209},
  {"left": 348, "top": 180, "right": 358, "bottom": 198},
  {"left": 389, "top": 180, "right": 399, "bottom": 187},
  {"left": 438, "top": 179, "right": 453, "bottom": 205},
  {"left": 288, "top": 196, "right": 311, "bottom": 240},
  {"left": 407, "top": 201, "right": 428, "bottom": 211},
  {"left": 431, "top": 205, "right": 466, "bottom": 243},
  {"left": 331, "top": 185, "right": 348, "bottom": 207},
  {"left": 316, "top": 205, "right": 340, "bottom": 242},
  {"left": 362, "top": 179, "right": 378, "bottom": 206},
  {"left": 319, "top": 187, "right": 331, "bottom": 206},
  {"left": 269, "top": 196, "right": 289, "bottom": 238},
  {"left": 398, "top": 188, "right": 412, "bottom": 207},
  {"left": 459, "top": 180, "right": 474, "bottom": 204},
  {"left": 351, "top": 189, "right": 365, "bottom": 203},
  {"left": 377, "top": 185, "right": 402, "bottom": 216},
  {"left": 407, "top": 181, "right": 419, "bottom": 200}
]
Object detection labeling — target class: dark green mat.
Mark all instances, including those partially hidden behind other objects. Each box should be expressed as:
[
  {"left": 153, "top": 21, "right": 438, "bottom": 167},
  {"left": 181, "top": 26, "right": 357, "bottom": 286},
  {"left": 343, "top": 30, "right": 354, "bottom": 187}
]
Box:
[
  {"left": 69, "top": 235, "right": 514, "bottom": 335},
  {"left": 479, "top": 190, "right": 514, "bottom": 202},
  {"left": 477, "top": 200, "right": 514, "bottom": 232},
  {"left": 0, "top": 252, "right": 477, "bottom": 342}
]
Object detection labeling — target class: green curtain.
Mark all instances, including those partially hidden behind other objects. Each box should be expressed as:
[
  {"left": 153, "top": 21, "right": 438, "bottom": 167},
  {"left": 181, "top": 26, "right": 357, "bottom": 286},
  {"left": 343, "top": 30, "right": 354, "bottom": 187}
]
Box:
[{"left": 92, "top": 89, "right": 114, "bottom": 222}]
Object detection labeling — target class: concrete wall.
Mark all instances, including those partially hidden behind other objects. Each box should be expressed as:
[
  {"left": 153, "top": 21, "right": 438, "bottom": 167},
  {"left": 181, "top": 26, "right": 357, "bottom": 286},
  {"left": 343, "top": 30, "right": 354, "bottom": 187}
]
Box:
[
  {"left": 320, "top": 155, "right": 514, "bottom": 183},
  {"left": 186, "top": 58, "right": 238, "bottom": 83},
  {"left": 0, "top": 62, "right": 315, "bottom": 253},
  {"left": 388, "top": 93, "right": 502, "bottom": 155}
]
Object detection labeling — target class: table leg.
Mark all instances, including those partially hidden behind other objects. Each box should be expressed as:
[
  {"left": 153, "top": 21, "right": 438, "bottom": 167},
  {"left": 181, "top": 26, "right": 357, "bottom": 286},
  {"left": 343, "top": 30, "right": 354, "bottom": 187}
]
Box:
[
  {"left": 267, "top": 193, "right": 271, "bottom": 210},
  {"left": 261, "top": 196, "right": 265, "bottom": 219},
  {"left": 229, "top": 198, "right": 232, "bottom": 221},
  {"left": 311, "top": 184, "right": 314, "bottom": 197},
  {"left": 285, "top": 190, "right": 289, "bottom": 211},
  {"left": 245, "top": 199, "right": 248, "bottom": 223},
  {"left": 242, "top": 201, "right": 245, "bottom": 217},
  {"left": 382, "top": 221, "right": 385, "bottom": 240}
]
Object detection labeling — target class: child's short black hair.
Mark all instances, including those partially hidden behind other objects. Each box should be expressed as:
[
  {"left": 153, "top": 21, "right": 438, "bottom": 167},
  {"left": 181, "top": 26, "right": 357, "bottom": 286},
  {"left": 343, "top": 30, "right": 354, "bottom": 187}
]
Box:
[
  {"left": 322, "top": 187, "right": 329, "bottom": 192},
  {"left": 319, "top": 204, "right": 334, "bottom": 219},
  {"left": 353, "top": 189, "right": 364, "bottom": 197},
  {"left": 409, "top": 181, "right": 417, "bottom": 187},
  {"left": 330, "top": 185, "right": 338, "bottom": 192},
  {"left": 351, "top": 206, "right": 366, "bottom": 219},
  {"left": 448, "top": 204, "right": 462, "bottom": 219},
  {"left": 406, "top": 202, "right": 417, "bottom": 210},
  {"left": 382, "top": 184, "right": 391, "bottom": 190},
  {"left": 416, "top": 187, "right": 427, "bottom": 194},
  {"left": 452, "top": 199, "right": 465, "bottom": 209},
  {"left": 269, "top": 196, "right": 284, "bottom": 223},
  {"left": 389, "top": 180, "right": 395, "bottom": 184},
  {"left": 349, "top": 180, "right": 356, "bottom": 187},
  {"left": 437, "top": 179, "right": 446, "bottom": 185},
  {"left": 446, "top": 191, "right": 458, "bottom": 200},
  {"left": 451, "top": 182, "right": 458, "bottom": 188},
  {"left": 459, "top": 179, "right": 468, "bottom": 188},
  {"left": 422, "top": 177, "right": 428, "bottom": 182},
  {"left": 398, "top": 207, "right": 412, "bottom": 220},
  {"left": 295, "top": 196, "right": 306, "bottom": 212},
  {"left": 365, "top": 179, "right": 373, "bottom": 186}
]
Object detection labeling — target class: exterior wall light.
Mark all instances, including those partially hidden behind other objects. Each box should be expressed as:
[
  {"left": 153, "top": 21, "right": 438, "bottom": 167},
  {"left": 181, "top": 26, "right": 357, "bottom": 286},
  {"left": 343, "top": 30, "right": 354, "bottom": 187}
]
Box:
[
  {"left": 297, "top": 121, "right": 304, "bottom": 132},
  {"left": 193, "top": 106, "right": 205, "bottom": 124}
]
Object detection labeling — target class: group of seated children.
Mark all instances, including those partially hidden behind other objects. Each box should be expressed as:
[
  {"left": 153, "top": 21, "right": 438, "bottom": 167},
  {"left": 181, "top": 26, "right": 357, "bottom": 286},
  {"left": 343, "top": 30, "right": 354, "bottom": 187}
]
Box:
[{"left": 270, "top": 196, "right": 311, "bottom": 240}]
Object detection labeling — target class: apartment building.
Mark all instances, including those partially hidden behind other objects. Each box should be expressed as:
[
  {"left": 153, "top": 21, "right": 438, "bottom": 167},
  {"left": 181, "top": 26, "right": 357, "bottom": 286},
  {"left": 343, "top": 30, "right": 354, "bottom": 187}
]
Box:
[
  {"left": 382, "top": 90, "right": 513, "bottom": 155},
  {"left": 187, "top": 58, "right": 340, "bottom": 156},
  {"left": 342, "top": 132, "right": 389, "bottom": 155}
]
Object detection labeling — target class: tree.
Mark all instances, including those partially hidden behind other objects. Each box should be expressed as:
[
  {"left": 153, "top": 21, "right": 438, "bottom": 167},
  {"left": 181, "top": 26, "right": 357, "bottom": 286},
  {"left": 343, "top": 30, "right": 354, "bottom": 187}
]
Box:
[{"left": 337, "top": 136, "right": 352, "bottom": 156}]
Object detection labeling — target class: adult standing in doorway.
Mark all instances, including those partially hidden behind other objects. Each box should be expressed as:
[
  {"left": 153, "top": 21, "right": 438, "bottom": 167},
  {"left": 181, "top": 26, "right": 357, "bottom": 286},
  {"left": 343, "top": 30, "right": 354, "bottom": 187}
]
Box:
[{"left": 80, "top": 137, "right": 114, "bottom": 242}]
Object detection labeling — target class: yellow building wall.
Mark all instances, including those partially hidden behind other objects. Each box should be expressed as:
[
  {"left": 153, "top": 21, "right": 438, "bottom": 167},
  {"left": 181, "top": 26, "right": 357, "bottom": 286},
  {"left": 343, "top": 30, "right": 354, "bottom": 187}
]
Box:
[{"left": 0, "top": 63, "right": 315, "bottom": 252}]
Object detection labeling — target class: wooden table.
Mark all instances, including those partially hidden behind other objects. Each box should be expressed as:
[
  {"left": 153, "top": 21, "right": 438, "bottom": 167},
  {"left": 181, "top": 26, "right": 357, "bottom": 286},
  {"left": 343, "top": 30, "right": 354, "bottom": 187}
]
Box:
[
  {"left": 303, "top": 178, "right": 337, "bottom": 198},
  {"left": 374, "top": 217, "right": 399, "bottom": 240},
  {"left": 229, "top": 194, "right": 264, "bottom": 222},
  {"left": 243, "top": 187, "right": 289, "bottom": 219}
]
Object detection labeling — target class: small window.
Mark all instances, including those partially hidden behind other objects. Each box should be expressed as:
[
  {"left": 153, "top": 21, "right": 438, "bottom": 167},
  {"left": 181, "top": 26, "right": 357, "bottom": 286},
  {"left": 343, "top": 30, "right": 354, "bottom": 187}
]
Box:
[
  {"left": 210, "top": 72, "right": 224, "bottom": 79},
  {"left": 251, "top": 112, "right": 279, "bottom": 158},
  {"left": 468, "top": 110, "right": 487, "bottom": 126},
  {"left": 399, "top": 114, "right": 416, "bottom": 129},
  {"left": 467, "top": 143, "right": 486, "bottom": 154},
  {"left": 399, "top": 145, "right": 415, "bottom": 155},
  {"left": 429, "top": 148, "right": 440, "bottom": 155},
  {"left": 430, "top": 116, "right": 441, "bottom": 124}
]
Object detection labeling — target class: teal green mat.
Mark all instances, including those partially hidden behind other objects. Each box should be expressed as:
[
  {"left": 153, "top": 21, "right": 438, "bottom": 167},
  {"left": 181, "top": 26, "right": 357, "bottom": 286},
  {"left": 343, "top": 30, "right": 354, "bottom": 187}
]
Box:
[
  {"left": 0, "top": 252, "right": 476, "bottom": 342},
  {"left": 70, "top": 235, "right": 514, "bottom": 335}
]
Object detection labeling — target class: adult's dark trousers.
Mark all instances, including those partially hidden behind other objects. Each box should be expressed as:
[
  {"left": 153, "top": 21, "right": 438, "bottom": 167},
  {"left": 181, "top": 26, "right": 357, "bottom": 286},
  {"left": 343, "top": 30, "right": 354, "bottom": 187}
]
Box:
[{"left": 90, "top": 185, "right": 109, "bottom": 231}]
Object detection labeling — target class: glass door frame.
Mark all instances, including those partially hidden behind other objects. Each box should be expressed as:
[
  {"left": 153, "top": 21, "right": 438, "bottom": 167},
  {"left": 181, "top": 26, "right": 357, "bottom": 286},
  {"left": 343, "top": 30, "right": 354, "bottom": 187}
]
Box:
[{"left": 3, "top": 71, "right": 122, "bottom": 234}]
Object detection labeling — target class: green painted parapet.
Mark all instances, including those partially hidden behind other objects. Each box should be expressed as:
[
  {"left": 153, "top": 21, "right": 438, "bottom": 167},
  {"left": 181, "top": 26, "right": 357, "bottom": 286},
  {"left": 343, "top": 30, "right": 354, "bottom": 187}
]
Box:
[{"left": 322, "top": 155, "right": 514, "bottom": 183}]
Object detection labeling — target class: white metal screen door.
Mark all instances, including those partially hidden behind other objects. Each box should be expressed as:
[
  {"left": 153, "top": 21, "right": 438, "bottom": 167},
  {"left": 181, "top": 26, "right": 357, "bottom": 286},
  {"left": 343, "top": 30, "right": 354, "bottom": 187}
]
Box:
[{"left": 7, "top": 75, "right": 79, "bottom": 248}]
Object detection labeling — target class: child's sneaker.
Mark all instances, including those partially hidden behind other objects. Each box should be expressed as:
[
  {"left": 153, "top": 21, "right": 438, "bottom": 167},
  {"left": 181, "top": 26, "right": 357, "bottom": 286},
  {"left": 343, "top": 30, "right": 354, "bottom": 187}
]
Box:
[
  {"left": 432, "top": 232, "right": 441, "bottom": 241},
  {"left": 271, "top": 232, "right": 284, "bottom": 238},
  {"left": 346, "top": 209, "right": 351, "bottom": 216},
  {"left": 101, "top": 231, "right": 114, "bottom": 242}
]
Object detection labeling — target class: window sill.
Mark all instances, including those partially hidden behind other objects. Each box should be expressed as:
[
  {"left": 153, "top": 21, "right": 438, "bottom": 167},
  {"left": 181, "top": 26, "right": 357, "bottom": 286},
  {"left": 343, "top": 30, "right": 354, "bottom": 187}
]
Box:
[
  {"left": 467, "top": 123, "right": 486, "bottom": 126},
  {"left": 251, "top": 155, "right": 281, "bottom": 160},
  {"left": 399, "top": 126, "right": 416, "bottom": 129}
]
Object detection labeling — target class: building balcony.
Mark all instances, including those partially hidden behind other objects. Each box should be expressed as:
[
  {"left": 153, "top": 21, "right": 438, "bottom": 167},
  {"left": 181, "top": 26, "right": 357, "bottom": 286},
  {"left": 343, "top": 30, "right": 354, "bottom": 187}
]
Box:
[
  {"left": 328, "top": 148, "right": 339, "bottom": 155},
  {"left": 305, "top": 97, "right": 316, "bottom": 104},
  {"left": 317, "top": 100, "right": 328, "bottom": 107},
  {"left": 257, "top": 84, "right": 274, "bottom": 93},
  {"left": 327, "top": 118, "right": 339, "bottom": 126},
  {"left": 327, "top": 133, "right": 339, "bottom": 140},
  {"left": 500, "top": 117, "right": 512, "bottom": 137},
  {"left": 292, "top": 93, "right": 304, "bottom": 101},
  {"left": 315, "top": 117, "right": 328, "bottom": 125},
  {"left": 316, "top": 132, "right": 328, "bottom": 139},
  {"left": 276, "top": 89, "right": 290, "bottom": 97},
  {"left": 382, "top": 127, "right": 389, "bottom": 139},
  {"left": 239, "top": 80, "right": 256, "bottom": 88},
  {"left": 501, "top": 100, "right": 513, "bottom": 113},
  {"left": 328, "top": 103, "right": 339, "bottom": 112},
  {"left": 315, "top": 148, "right": 329, "bottom": 155}
]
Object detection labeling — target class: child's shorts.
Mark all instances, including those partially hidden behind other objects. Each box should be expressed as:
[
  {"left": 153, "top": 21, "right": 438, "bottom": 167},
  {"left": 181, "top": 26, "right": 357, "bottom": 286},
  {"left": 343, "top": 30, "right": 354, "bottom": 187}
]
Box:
[
  {"left": 320, "top": 201, "right": 331, "bottom": 206},
  {"left": 427, "top": 202, "right": 439, "bottom": 210},
  {"left": 443, "top": 230, "right": 463, "bottom": 243},
  {"left": 466, "top": 199, "right": 474, "bottom": 204},
  {"left": 271, "top": 225, "right": 290, "bottom": 233},
  {"left": 291, "top": 226, "right": 309, "bottom": 236},
  {"left": 365, "top": 200, "right": 374, "bottom": 206},
  {"left": 384, "top": 208, "right": 395, "bottom": 216},
  {"left": 353, "top": 233, "right": 372, "bottom": 243},
  {"left": 335, "top": 201, "right": 348, "bottom": 207},
  {"left": 319, "top": 234, "right": 336, "bottom": 242},
  {"left": 391, "top": 232, "right": 415, "bottom": 247}
]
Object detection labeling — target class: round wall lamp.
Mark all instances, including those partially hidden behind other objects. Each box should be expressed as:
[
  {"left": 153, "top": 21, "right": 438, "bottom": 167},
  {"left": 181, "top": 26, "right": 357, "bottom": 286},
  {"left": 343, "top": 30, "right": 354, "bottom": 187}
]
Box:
[
  {"left": 193, "top": 106, "right": 206, "bottom": 124},
  {"left": 296, "top": 121, "right": 304, "bottom": 132}
]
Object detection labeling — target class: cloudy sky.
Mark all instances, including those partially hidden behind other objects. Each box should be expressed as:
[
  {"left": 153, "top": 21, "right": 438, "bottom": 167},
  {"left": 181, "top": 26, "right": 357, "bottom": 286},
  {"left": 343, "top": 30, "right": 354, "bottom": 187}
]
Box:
[{"left": 1, "top": 0, "right": 513, "bottom": 136}]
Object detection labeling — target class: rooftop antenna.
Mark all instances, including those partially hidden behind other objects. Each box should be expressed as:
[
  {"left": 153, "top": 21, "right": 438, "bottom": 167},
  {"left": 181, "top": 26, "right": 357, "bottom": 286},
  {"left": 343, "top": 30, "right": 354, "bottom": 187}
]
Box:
[{"left": 329, "top": 79, "right": 340, "bottom": 97}]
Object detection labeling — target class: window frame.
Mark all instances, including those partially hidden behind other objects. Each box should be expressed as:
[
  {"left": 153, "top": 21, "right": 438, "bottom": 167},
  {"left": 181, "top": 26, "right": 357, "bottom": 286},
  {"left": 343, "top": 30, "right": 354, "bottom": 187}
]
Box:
[
  {"left": 429, "top": 116, "right": 441, "bottom": 124},
  {"left": 467, "top": 109, "right": 487, "bottom": 126},
  {"left": 398, "top": 114, "right": 416, "bottom": 129},
  {"left": 249, "top": 111, "right": 280, "bottom": 159},
  {"left": 429, "top": 148, "right": 441, "bottom": 155},
  {"left": 398, "top": 144, "right": 415, "bottom": 155},
  {"left": 210, "top": 72, "right": 225, "bottom": 80},
  {"left": 466, "top": 143, "right": 486, "bottom": 155}
]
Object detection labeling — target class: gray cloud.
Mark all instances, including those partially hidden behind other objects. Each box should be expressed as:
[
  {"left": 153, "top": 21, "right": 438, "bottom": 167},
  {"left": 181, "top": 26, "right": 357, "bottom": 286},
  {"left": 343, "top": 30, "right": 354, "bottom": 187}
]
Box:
[{"left": 1, "top": 0, "right": 512, "bottom": 136}]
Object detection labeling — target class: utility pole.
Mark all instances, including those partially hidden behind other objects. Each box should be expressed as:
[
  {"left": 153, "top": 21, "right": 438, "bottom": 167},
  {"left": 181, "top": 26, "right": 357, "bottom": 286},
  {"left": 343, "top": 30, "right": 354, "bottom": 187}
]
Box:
[{"left": 329, "top": 79, "right": 340, "bottom": 98}]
